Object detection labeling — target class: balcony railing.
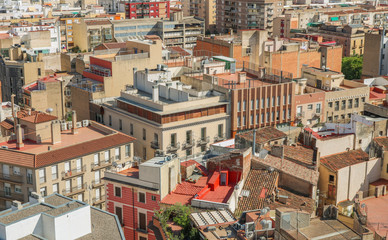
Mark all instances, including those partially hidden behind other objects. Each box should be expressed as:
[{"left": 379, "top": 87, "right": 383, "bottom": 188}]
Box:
[
  {"left": 150, "top": 141, "right": 160, "bottom": 150},
  {"left": 92, "top": 194, "right": 105, "bottom": 205},
  {"left": 197, "top": 136, "right": 210, "bottom": 146},
  {"left": 91, "top": 157, "right": 113, "bottom": 171},
  {"left": 167, "top": 142, "right": 180, "bottom": 152},
  {"left": 0, "top": 173, "right": 24, "bottom": 183},
  {"left": 182, "top": 139, "right": 195, "bottom": 149},
  {"left": 0, "top": 190, "right": 24, "bottom": 201},
  {"left": 214, "top": 133, "right": 226, "bottom": 142},
  {"left": 61, "top": 165, "right": 86, "bottom": 179},
  {"left": 62, "top": 183, "right": 87, "bottom": 196},
  {"left": 92, "top": 180, "right": 104, "bottom": 188}
]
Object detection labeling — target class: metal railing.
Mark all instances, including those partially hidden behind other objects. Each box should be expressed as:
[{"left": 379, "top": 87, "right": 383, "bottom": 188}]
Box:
[
  {"left": 92, "top": 194, "right": 105, "bottom": 205},
  {"left": 91, "top": 157, "right": 113, "bottom": 171},
  {"left": 62, "top": 183, "right": 87, "bottom": 196},
  {"left": 150, "top": 141, "right": 160, "bottom": 149},
  {"left": 182, "top": 139, "right": 195, "bottom": 149},
  {"left": 0, "top": 190, "right": 24, "bottom": 201},
  {"left": 92, "top": 180, "right": 104, "bottom": 188},
  {"left": 0, "top": 173, "right": 24, "bottom": 183},
  {"left": 61, "top": 165, "right": 86, "bottom": 179},
  {"left": 197, "top": 136, "right": 210, "bottom": 146},
  {"left": 167, "top": 142, "right": 180, "bottom": 152},
  {"left": 214, "top": 133, "right": 226, "bottom": 142}
]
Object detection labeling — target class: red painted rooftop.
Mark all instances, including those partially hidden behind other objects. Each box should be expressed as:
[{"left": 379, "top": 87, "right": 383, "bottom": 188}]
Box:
[{"left": 361, "top": 194, "right": 388, "bottom": 237}]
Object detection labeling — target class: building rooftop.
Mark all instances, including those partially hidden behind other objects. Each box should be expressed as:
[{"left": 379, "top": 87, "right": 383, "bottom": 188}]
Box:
[
  {"left": 190, "top": 210, "right": 237, "bottom": 239},
  {"left": 236, "top": 127, "right": 287, "bottom": 145},
  {"left": 374, "top": 136, "right": 388, "bottom": 151},
  {"left": 0, "top": 122, "right": 135, "bottom": 168},
  {"left": 0, "top": 194, "right": 124, "bottom": 239},
  {"left": 320, "top": 149, "right": 369, "bottom": 172},
  {"left": 361, "top": 195, "right": 388, "bottom": 238}
]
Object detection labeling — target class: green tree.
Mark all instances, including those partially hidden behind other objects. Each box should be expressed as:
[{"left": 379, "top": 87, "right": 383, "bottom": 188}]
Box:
[{"left": 341, "top": 55, "right": 363, "bottom": 80}]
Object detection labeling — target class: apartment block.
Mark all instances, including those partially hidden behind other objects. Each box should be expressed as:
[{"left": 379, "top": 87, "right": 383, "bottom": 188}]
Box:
[
  {"left": 182, "top": 0, "right": 216, "bottom": 31},
  {"left": 362, "top": 31, "right": 388, "bottom": 78},
  {"left": 100, "top": 66, "right": 229, "bottom": 161},
  {"left": 0, "top": 110, "right": 135, "bottom": 210},
  {"left": 104, "top": 155, "right": 180, "bottom": 240},
  {"left": 301, "top": 66, "right": 369, "bottom": 123},
  {"left": 0, "top": 193, "right": 125, "bottom": 239},
  {"left": 73, "top": 18, "right": 114, "bottom": 52},
  {"left": 125, "top": 1, "right": 170, "bottom": 19},
  {"left": 70, "top": 39, "right": 162, "bottom": 120},
  {"left": 59, "top": 16, "right": 81, "bottom": 51},
  {"left": 216, "top": 0, "right": 284, "bottom": 36},
  {"left": 22, "top": 73, "right": 72, "bottom": 120},
  {"left": 0, "top": 46, "right": 45, "bottom": 104}
]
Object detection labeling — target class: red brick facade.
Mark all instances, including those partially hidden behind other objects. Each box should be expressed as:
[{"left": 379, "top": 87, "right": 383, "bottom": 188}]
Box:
[
  {"left": 125, "top": 1, "right": 170, "bottom": 19},
  {"left": 106, "top": 182, "right": 161, "bottom": 240}
]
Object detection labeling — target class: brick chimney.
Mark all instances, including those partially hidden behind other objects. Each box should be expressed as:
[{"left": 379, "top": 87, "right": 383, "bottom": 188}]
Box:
[
  {"left": 16, "top": 124, "right": 24, "bottom": 149},
  {"left": 71, "top": 110, "right": 78, "bottom": 135},
  {"left": 51, "top": 121, "right": 61, "bottom": 144},
  {"left": 271, "top": 145, "right": 284, "bottom": 159}
]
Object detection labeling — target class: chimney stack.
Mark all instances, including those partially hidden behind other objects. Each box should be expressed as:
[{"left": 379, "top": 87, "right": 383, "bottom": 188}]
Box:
[
  {"left": 71, "top": 110, "right": 77, "bottom": 135},
  {"left": 11, "top": 94, "right": 15, "bottom": 119},
  {"left": 133, "top": 67, "right": 137, "bottom": 89},
  {"left": 16, "top": 124, "right": 24, "bottom": 149},
  {"left": 152, "top": 85, "right": 159, "bottom": 102},
  {"left": 11, "top": 201, "right": 22, "bottom": 211},
  {"left": 29, "top": 192, "right": 44, "bottom": 204},
  {"left": 51, "top": 121, "right": 61, "bottom": 144},
  {"left": 252, "top": 129, "right": 257, "bottom": 155}
]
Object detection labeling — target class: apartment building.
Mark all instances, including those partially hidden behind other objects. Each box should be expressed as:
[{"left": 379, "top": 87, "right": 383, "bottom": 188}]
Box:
[
  {"left": 0, "top": 46, "right": 45, "bottom": 104},
  {"left": 100, "top": 66, "right": 229, "bottom": 160},
  {"left": 182, "top": 0, "right": 216, "bottom": 31},
  {"left": 73, "top": 18, "right": 114, "bottom": 51},
  {"left": 104, "top": 155, "right": 180, "bottom": 240},
  {"left": 59, "top": 16, "right": 81, "bottom": 51},
  {"left": 362, "top": 31, "right": 388, "bottom": 78},
  {"left": 304, "top": 24, "right": 366, "bottom": 57},
  {"left": 124, "top": 1, "right": 170, "bottom": 19},
  {"left": 216, "top": 0, "right": 284, "bottom": 35},
  {"left": 0, "top": 193, "right": 125, "bottom": 240},
  {"left": 0, "top": 110, "right": 135, "bottom": 210},
  {"left": 22, "top": 73, "right": 72, "bottom": 120},
  {"left": 301, "top": 66, "right": 369, "bottom": 123}
]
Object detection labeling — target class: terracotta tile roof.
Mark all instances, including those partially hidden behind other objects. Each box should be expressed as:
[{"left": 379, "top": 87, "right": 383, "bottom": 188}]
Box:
[
  {"left": 237, "top": 127, "right": 287, "bottom": 145},
  {"left": 0, "top": 118, "right": 14, "bottom": 130},
  {"left": 161, "top": 178, "right": 206, "bottom": 205},
  {"left": 320, "top": 149, "right": 369, "bottom": 172},
  {"left": 20, "top": 112, "right": 57, "bottom": 124},
  {"left": 267, "top": 188, "right": 314, "bottom": 214},
  {"left": 0, "top": 149, "right": 36, "bottom": 168},
  {"left": 374, "top": 137, "right": 388, "bottom": 151},
  {"left": 35, "top": 132, "right": 135, "bottom": 168},
  {"left": 370, "top": 178, "right": 388, "bottom": 187},
  {"left": 236, "top": 169, "right": 279, "bottom": 216},
  {"left": 283, "top": 145, "right": 315, "bottom": 166},
  {"left": 181, "top": 160, "right": 208, "bottom": 176},
  {"left": 98, "top": 42, "right": 127, "bottom": 50},
  {"left": 252, "top": 155, "right": 319, "bottom": 185},
  {"left": 167, "top": 46, "right": 190, "bottom": 56}
]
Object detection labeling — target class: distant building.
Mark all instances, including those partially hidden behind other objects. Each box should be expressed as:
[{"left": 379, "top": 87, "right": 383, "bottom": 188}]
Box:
[
  {"left": 362, "top": 31, "right": 388, "bottom": 78},
  {"left": 0, "top": 193, "right": 124, "bottom": 239},
  {"left": 124, "top": 1, "right": 170, "bottom": 19},
  {"left": 0, "top": 110, "right": 135, "bottom": 210},
  {"left": 181, "top": 0, "right": 216, "bottom": 31}
]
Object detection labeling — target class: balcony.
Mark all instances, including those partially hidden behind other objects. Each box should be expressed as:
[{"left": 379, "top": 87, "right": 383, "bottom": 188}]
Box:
[
  {"left": 0, "top": 190, "right": 24, "bottom": 202},
  {"left": 197, "top": 136, "right": 210, "bottom": 146},
  {"left": 182, "top": 139, "right": 195, "bottom": 149},
  {"left": 214, "top": 133, "right": 226, "bottom": 142},
  {"left": 167, "top": 142, "right": 180, "bottom": 153},
  {"left": 91, "top": 157, "right": 113, "bottom": 171},
  {"left": 92, "top": 195, "right": 105, "bottom": 205},
  {"left": 61, "top": 165, "right": 86, "bottom": 179},
  {"left": 0, "top": 173, "right": 24, "bottom": 184},
  {"left": 92, "top": 180, "right": 104, "bottom": 188},
  {"left": 62, "top": 183, "right": 87, "bottom": 196},
  {"left": 150, "top": 141, "right": 160, "bottom": 150}
]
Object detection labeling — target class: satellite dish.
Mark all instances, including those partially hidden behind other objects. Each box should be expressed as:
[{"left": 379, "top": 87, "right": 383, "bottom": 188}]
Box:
[
  {"left": 112, "top": 162, "right": 118, "bottom": 167},
  {"left": 46, "top": 108, "right": 53, "bottom": 113}
]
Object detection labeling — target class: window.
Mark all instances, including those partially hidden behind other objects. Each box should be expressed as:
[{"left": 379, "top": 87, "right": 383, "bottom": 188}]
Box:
[
  {"left": 256, "top": 114, "right": 259, "bottom": 124},
  {"left": 152, "top": 195, "right": 156, "bottom": 201},
  {"left": 119, "top": 119, "right": 122, "bottom": 130},
  {"left": 348, "top": 99, "right": 353, "bottom": 109},
  {"left": 218, "top": 124, "right": 223, "bottom": 138},
  {"left": 116, "top": 207, "right": 123, "bottom": 225},
  {"left": 316, "top": 103, "right": 321, "bottom": 113},
  {"left": 38, "top": 68, "right": 41, "bottom": 76},
  {"left": 237, "top": 116, "right": 241, "bottom": 127},
  {"left": 104, "top": 150, "right": 110, "bottom": 162},
  {"left": 13, "top": 167, "right": 20, "bottom": 175},
  {"left": 27, "top": 169, "right": 33, "bottom": 184},
  {"left": 261, "top": 113, "right": 264, "bottom": 123},
  {"left": 271, "top": 112, "right": 275, "bottom": 121},
  {"left": 250, "top": 100, "right": 254, "bottom": 110},
  {"left": 237, "top": 101, "right": 241, "bottom": 112},
  {"left": 109, "top": 115, "right": 112, "bottom": 126},
  {"left": 143, "top": 147, "right": 146, "bottom": 160},
  {"left": 4, "top": 183, "right": 10, "bottom": 196},
  {"left": 261, "top": 98, "right": 264, "bottom": 108},
  {"left": 15, "top": 185, "right": 22, "bottom": 193},
  {"left": 267, "top": 97, "right": 270, "bottom": 107},
  {"left": 361, "top": 97, "right": 365, "bottom": 103},
  {"left": 307, "top": 104, "right": 313, "bottom": 110},
  {"left": 256, "top": 99, "right": 259, "bottom": 109},
  {"left": 328, "top": 116, "right": 333, "bottom": 122},
  {"left": 242, "top": 116, "right": 246, "bottom": 126},
  {"left": 272, "top": 96, "right": 275, "bottom": 106},
  {"left": 39, "top": 168, "right": 46, "bottom": 183},
  {"left": 142, "top": 128, "right": 146, "bottom": 140},
  {"left": 115, "top": 147, "right": 120, "bottom": 160},
  {"left": 328, "top": 102, "right": 333, "bottom": 108},
  {"left": 250, "top": 115, "right": 253, "bottom": 125},
  {"left": 334, "top": 115, "right": 339, "bottom": 121},
  {"left": 355, "top": 98, "right": 359, "bottom": 108},
  {"left": 52, "top": 183, "right": 58, "bottom": 193},
  {"left": 288, "top": 94, "right": 291, "bottom": 104},
  {"left": 130, "top": 123, "right": 134, "bottom": 135},
  {"left": 139, "top": 212, "right": 147, "bottom": 230},
  {"left": 277, "top": 96, "right": 280, "bottom": 105},
  {"left": 380, "top": 131, "right": 383, "bottom": 136},
  {"left": 334, "top": 101, "right": 339, "bottom": 111},
  {"left": 125, "top": 144, "right": 131, "bottom": 157},
  {"left": 115, "top": 187, "right": 121, "bottom": 197},
  {"left": 170, "top": 133, "right": 177, "bottom": 147},
  {"left": 266, "top": 112, "right": 270, "bottom": 122},
  {"left": 51, "top": 165, "right": 58, "bottom": 180},
  {"left": 243, "top": 100, "right": 246, "bottom": 111},
  {"left": 201, "top": 128, "right": 206, "bottom": 140},
  {"left": 139, "top": 192, "right": 146, "bottom": 203},
  {"left": 329, "top": 175, "right": 335, "bottom": 183},
  {"left": 341, "top": 114, "right": 345, "bottom": 119},
  {"left": 341, "top": 100, "right": 346, "bottom": 110},
  {"left": 40, "top": 187, "right": 47, "bottom": 197},
  {"left": 276, "top": 111, "right": 280, "bottom": 121},
  {"left": 283, "top": 96, "right": 286, "bottom": 105}
]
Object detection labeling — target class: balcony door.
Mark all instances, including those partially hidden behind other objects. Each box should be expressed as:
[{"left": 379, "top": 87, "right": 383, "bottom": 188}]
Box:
[
  {"left": 3, "top": 165, "right": 9, "bottom": 177},
  {"left": 76, "top": 159, "right": 82, "bottom": 172}
]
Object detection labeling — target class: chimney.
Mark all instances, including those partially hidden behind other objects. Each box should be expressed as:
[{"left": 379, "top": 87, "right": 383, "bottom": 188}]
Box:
[
  {"left": 11, "top": 201, "right": 22, "bottom": 211},
  {"left": 51, "top": 121, "right": 61, "bottom": 144},
  {"left": 157, "top": 64, "right": 162, "bottom": 71},
  {"left": 165, "top": 82, "right": 172, "bottom": 100},
  {"left": 28, "top": 109, "right": 31, "bottom": 116},
  {"left": 229, "top": 28, "right": 234, "bottom": 36},
  {"left": 238, "top": 72, "right": 246, "bottom": 84},
  {"left": 145, "top": 68, "right": 149, "bottom": 74},
  {"left": 71, "top": 110, "right": 77, "bottom": 135},
  {"left": 133, "top": 67, "right": 137, "bottom": 89},
  {"left": 252, "top": 129, "right": 257, "bottom": 155},
  {"left": 271, "top": 145, "right": 284, "bottom": 159},
  {"left": 152, "top": 85, "right": 159, "bottom": 102},
  {"left": 29, "top": 192, "right": 44, "bottom": 204},
  {"left": 11, "top": 94, "right": 15, "bottom": 119},
  {"left": 16, "top": 124, "right": 24, "bottom": 149},
  {"left": 176, "top": 82, "right": 183, "bottom": 91}
]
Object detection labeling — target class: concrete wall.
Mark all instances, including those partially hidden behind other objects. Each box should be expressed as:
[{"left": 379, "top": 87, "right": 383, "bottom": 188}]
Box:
[{"left": 315, "top": 134, "right": 354, "bottom": 157}]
